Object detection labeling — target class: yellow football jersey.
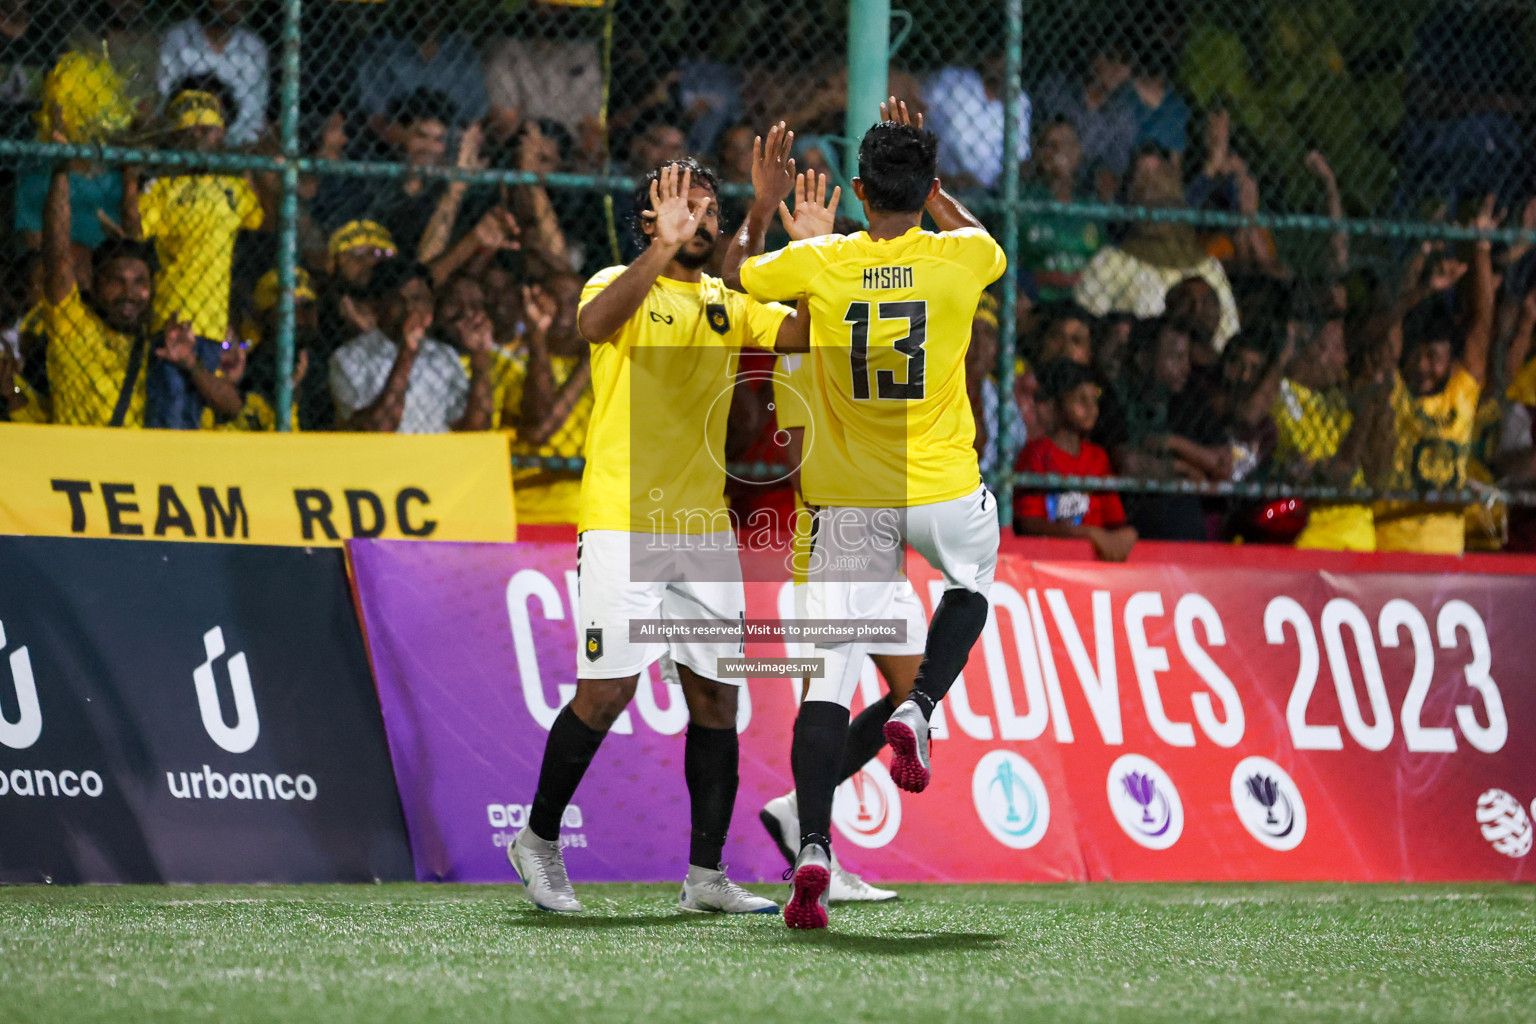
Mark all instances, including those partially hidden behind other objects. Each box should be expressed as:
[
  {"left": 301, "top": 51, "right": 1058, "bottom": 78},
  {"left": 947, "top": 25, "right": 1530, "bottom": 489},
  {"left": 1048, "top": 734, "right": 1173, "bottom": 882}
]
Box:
[
  {"left": 44, "top": 286, "right": 147, "bottom": 427},
  {"left": 140, "top": 174, "right": 263, "bottom": 340},
  {"left": 577, "top": 266, "right": 790, "bottom": 533},
  {"left": 740, "top": 226, "right": 1006, "bottom": 507},
  {"left": 1375, "top": 365, "right": 1481, "bottom": 555},
  {"left": 1272, "top": 378, "right": 1374, "bottom": 551}
]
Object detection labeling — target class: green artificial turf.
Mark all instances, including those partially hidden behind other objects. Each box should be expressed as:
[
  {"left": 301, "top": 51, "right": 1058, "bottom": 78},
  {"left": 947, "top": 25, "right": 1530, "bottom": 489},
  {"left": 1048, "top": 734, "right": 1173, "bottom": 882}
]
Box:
[{"left": 1, "top": 882, "right": 1533, "bottom": 1023}]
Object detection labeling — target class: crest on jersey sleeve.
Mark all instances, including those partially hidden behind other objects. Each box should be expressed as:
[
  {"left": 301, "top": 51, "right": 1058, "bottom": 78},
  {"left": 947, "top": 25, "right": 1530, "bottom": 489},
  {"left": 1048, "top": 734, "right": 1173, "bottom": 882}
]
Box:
[
  {"left": 585, "top": 628, "right": 603, "bottom": 661},
  {"left": 706, "top": 303, "right": 730, "bottom": 335}
]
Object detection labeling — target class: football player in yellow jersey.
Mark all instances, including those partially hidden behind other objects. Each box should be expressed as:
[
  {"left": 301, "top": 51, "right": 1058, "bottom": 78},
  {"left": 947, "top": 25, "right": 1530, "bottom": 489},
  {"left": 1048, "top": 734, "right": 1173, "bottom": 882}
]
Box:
[
  {"left": 726, "top": 101, "right": 1004, "bottom": 929},
  {"left": 1375, "top": 200, "right": 1495, "bottom": 555},
  {"left": 508, "top": 159, "right": 805, "bottom": 917}
]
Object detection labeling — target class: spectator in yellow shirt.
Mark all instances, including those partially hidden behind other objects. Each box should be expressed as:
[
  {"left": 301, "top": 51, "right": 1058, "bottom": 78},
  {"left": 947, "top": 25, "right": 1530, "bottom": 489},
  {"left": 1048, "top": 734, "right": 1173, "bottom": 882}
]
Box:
[
  {"left": 42, "top": 157, "right": 239, "bottom": 427},
  {"left": 1373, "top": 201, "right": 1497, "bottom": 555},
  {"left": 124, "top": 89, "right": 267, "bottom": 345}
]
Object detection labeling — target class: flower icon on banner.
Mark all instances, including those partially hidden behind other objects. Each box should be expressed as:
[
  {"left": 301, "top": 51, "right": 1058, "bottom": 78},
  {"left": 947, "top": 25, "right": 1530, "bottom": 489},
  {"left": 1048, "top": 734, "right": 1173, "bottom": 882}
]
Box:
[
  {"left": 1229, "top": 757, "right": 1307, "bottom": 851},
  {"left": 1106, "top": 754, "right": 1183, "bottom": 850}
]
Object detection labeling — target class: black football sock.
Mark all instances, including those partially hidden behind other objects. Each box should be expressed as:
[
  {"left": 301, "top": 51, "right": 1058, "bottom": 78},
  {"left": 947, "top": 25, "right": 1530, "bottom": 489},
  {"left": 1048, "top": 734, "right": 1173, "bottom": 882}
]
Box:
[
  {"left": 684, "top": 722, "right": 739, "bottom": 870},
  {"left": 838, "top": 694, "right": 896, "bottom": 782},
  {"left": 528, "top": 704, "right": 608, "bottom": 841},
  {"left": 909, "top": 589, "right": 990, "bottom": 720},
  {"left": 792, "top": 700, "right": 850, "bottom": 853}
]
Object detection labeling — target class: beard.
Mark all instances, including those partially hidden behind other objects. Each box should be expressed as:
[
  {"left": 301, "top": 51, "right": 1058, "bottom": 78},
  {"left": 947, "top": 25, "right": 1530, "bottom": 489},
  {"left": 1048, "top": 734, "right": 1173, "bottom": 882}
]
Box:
[{"left": 673, "top": 231, "right": 714, "bottom": 270}]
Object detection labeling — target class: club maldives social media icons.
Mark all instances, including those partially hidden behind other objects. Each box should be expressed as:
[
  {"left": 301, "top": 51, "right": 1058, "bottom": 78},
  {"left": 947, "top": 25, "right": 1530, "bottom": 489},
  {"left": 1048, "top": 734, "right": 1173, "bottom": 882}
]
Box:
[{"left": 1106, "top": 754, "right": 1184, "bottom": 850}]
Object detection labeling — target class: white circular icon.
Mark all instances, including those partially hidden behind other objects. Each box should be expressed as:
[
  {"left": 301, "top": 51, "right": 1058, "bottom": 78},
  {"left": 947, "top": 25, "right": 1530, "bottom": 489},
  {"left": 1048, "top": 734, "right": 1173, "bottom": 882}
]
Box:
[
  {"left": 832, "top": 759, "right": 902, "bottom": 849},
  {"left": 1229, "top": 756, "right": 1307, "bottom": 851},
  {"left": 1106, "top": 753, "right": 1183, "bottom": 850},
  {"left": 971, "top": 751, "right": 1050, "bottom": 849},
  {"left": 1477, "top": 789, "right": 1532, "bottom": 858}
]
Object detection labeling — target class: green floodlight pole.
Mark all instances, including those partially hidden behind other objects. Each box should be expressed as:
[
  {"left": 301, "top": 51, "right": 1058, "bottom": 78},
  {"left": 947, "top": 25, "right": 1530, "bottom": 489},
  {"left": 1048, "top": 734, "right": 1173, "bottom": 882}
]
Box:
[
  {"left": 844, "top": 0, "right": 891, "bottom": 226},
  {"left": 996, "top": 0, "right": 1022, "bottom": 525},
  {"left": 274, "top": 0, "right": 303, "bottom": 431}
]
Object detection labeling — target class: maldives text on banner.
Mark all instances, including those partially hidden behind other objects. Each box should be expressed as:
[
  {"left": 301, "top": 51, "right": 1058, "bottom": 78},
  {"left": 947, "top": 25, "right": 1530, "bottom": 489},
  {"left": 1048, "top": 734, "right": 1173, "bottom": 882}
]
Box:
[
  {"left": 0, "top": 423, "right": 516, "bottom": 546},
  {"left": 350, "top": 538, "right": 1536, "bottom": 885}
]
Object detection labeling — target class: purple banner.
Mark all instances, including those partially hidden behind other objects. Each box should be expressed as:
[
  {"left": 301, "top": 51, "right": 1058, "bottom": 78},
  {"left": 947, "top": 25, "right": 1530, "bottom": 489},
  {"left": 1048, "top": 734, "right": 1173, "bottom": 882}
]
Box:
[{"left": 348, "top": 539, "right": 791, "bottom": 884}]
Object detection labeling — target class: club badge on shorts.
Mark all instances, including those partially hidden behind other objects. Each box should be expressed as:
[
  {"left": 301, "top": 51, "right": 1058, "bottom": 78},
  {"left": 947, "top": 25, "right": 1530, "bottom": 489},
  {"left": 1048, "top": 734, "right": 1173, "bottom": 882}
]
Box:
[
  {"left": 585, "top": 628, "right": 603, "bottom": 661},
  {"left": 706, "top": 303, "right": 730, "bottom": 335}
]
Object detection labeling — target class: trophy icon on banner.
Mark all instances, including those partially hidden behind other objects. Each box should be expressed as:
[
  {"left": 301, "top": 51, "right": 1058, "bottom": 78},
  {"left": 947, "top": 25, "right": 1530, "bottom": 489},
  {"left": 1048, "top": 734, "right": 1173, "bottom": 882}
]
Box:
[
  {"left": 991, "top": 758, "right": 1023, "bottom": 825},
  {"left": 851, "top": 771, "right": 875, "bottom": 826},
  {"left": 1246, "top": 774, "right": 1281, "bottom": 826},
  {"left": 1123, "top": 771, "right": 1158, "bottom": 824}
]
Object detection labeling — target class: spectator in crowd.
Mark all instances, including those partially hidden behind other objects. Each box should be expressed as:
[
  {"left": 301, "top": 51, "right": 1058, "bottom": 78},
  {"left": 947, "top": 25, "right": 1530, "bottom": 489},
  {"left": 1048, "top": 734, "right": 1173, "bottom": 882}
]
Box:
[
  {"left": 0, "top": 0, "right": 61, "bottom": 141},
  {"left": 923, "top": 54, "right": 1031, "bottom": 192},
  {"left": 507, "top": 273, "right": 592, "bottom": 524},
  {"left": 1372, "top": 202, "right": 1496, "bottom": 554},
  {"left": 122, "top": 88, "right": 264, "bottom": 402},
  {"left": 1092, "top": 310, "right": 1135, "bottom": 385},
  {"left": 0, "top": 250, "right": 46, "bottom": 421},
  {"left": 225, "top": 266, "right": 321, "bottom": 431},
  {"left": 42, "top": 157, "right": 237, "bottom": 427},
  {"left": 481, "top": 251, "right": 526, "bottom": 350},
  {"left": 503, "top": 120, "right": 575, "bottom": 274},
  {"left": 1020, "top": 117, "right": 1103, "bottom": 304},
  {"left": 436, "top": 269, "right": 521, "bottom": 430},
  {"left": 1075, "top": 147, "right": 1240, "bottom": 350},
  {"left": 1032, "top": 302, "right": 1095, "bottom": 367},
  {"left": 1186, "top": 109, "right": 1284, "bottom": 280},
  {"left": 966, "top": 292, "right": 1025, "bottom": 476},
  {"left": 1202, "top": 328, "right": 1285, "bottom": 484},
  {"left": 1014, "top": 358, "right": 1137, "bottom": 561},
  {"left": 1119, "top": 29, "right": 1190, "bottom": 168},
  {"left": 329, "top": 257, "right": 492, "bottom": 434},
  {"left": 158, "top": 0, "right": 268, "bottom": 147},
  {"left": 483, "top": 0, "right": 601, "bottom": 155},
  {"left": 315, "top": 89, "right": 484, "bottom": 262},
  {"left": 356, "top": 0, "right": 486, "bottom": 145},
  {"left": 1271, "top": 284, "right": 1391, "bottom": 551},
  {"left": 1094, "top": 315, "right": 1229, "bottom": 539},
  {"left": 1033, "top": 39, "right": 1140, "bottom": 199},
  {"left": 1498, "top": 297, "right": 1536, "bottom": 551}
]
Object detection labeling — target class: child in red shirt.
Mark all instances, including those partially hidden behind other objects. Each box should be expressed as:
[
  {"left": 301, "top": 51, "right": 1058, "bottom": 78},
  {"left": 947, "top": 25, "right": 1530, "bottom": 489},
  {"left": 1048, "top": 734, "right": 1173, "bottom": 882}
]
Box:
[{"left": 1013, "top": 359, "right": 1138, "bottom": 561}]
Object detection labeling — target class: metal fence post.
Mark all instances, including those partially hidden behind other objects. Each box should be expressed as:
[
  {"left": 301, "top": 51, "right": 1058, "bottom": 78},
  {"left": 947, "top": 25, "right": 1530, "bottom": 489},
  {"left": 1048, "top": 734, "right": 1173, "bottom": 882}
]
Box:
[
  {"left": 996, "top": 0, "right": 1023, "bottom": 526},
  {"left": 845, "top": 0, "right": 890, "bottom": 201},
  {"left": 275, "top": 0, "right": 303, "bottom": 432}
]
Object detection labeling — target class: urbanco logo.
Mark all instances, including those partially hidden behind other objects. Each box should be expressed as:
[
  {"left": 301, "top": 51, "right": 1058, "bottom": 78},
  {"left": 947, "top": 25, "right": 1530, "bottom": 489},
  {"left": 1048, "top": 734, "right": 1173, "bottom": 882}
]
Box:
[
  {"left": 0, "top": 618, "right": 42, "bottom": 750},
  {"left": 971, "top": 750, "right": 1051, "bottom": 850},
  {"left": 1106, "top": 753, "right": 1184, "bottom": 850},
  {"left": 193, "top": 626, "right": 259, "bottom": 754},
  {"left": 832, "top": 759, "right": 902, "bottom": 849},
  {"left": 1477, "top": 789, "right": 1532, "bottom": 858},
  {"left": 1229, "top": 756, "right": 1307, "bottom": 851}
]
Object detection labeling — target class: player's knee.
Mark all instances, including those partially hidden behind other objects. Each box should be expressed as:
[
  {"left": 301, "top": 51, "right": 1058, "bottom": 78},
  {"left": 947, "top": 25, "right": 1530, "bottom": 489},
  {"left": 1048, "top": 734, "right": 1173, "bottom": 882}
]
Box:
[
  {"left": 572, "top": 677, "right": 639, "bottom": 730},
  {"left": 679, "top": 672, "right": 738, "bottom": 729}
]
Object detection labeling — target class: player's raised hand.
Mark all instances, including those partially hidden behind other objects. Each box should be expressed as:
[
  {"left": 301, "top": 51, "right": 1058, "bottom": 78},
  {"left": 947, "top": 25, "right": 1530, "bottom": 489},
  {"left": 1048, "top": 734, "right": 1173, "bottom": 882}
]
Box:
[
  {"left": 648, "top": 163, "right": 705, "bottom": 249},
  {"left": 880, "top": 96, "right": 923, "bottom": 130},
  {"left": 751, "top": 120, "right": 796, "bottom": 206},
  {"left": 778, "top": 170, "right": 842, "bottom": 241}
]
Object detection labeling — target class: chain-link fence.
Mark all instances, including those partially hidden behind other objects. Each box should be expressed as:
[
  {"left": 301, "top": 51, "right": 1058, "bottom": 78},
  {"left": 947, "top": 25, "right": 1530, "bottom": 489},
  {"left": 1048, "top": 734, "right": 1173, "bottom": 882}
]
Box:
[{"left": 3, "top": 1, "right": 1536, "bottom": 549}]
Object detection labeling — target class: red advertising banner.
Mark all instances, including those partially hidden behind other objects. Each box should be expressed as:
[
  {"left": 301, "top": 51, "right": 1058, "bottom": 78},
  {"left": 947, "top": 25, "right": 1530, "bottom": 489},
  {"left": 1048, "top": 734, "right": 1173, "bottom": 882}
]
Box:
[{"left": 352, "top": 537, "right": 1536, "bottom": 885}]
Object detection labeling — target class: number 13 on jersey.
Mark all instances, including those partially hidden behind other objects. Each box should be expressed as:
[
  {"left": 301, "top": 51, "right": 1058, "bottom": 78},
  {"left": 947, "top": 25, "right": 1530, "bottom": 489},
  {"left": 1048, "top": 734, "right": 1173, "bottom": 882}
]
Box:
[{"left": 845, "top": 300, "right": 928, "bottom": 401}]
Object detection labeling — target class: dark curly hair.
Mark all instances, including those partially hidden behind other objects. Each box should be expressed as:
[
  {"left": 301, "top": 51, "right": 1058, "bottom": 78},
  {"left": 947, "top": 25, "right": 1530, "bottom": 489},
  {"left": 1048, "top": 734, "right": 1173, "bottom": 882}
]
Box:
[
  {"left": 628, "top": 157, "right": 719, "bottom": 251},
  {"left": 92, "top": 237, "right": 159, "bottom": 279},
  {"left": 857, "top": 121, "right": 938, "bottom": 214}
]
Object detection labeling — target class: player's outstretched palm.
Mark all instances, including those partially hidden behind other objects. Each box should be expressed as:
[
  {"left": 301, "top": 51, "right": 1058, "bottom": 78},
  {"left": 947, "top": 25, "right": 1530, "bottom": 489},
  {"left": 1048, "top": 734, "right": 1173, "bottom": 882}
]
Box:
[
  {"left": 880, "top": 96, "right": 923, "bottom": 130},
  {"left": 778, "top": 171, "right": 841, "bottom": 241},
  {"left": 648, "top": 164, "right": 708, "bottom": 249},
  {"left": 752, "top": 121, "right": 796, "bottom": 207}
]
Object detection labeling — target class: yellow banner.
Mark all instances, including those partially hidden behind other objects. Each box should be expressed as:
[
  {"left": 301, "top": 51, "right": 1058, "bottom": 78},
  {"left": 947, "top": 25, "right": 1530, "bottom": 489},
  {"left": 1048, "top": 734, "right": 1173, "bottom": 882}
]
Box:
[{"left": 0, "top": 425, "right": 516, "bottom": 546}]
